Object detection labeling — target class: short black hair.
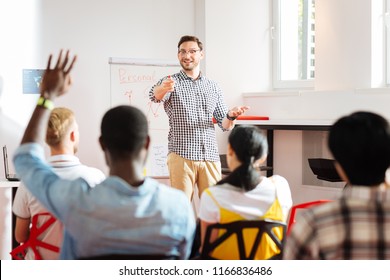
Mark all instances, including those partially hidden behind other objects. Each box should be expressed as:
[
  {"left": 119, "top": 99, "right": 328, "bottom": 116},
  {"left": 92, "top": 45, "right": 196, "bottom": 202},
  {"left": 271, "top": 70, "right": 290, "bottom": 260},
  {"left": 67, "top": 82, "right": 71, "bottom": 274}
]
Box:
[
  {"left": 177, "top": 35, "right": 203, "bottom": 51},
  {"left": 328, "top": 111, "right": 390, "bottom": 186},
  {"left": 100, "top": 105, "right": 148, "bottom": 159}
]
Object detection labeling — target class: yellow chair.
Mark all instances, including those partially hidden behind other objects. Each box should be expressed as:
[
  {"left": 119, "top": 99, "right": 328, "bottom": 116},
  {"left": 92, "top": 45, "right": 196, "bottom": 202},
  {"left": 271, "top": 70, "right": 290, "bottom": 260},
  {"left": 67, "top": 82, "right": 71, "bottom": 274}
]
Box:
[{"left": 201, "top": 219, "right": 286, "bottom": 260}]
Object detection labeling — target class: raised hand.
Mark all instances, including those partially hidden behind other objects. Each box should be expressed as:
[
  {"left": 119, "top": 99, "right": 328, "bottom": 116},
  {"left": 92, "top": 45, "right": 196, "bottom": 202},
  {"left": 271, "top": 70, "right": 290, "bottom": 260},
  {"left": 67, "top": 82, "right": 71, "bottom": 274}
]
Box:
[
  {"left": 20, "top": 50, "right": 77, "bottom": 145},
  {"left": 40, "top": 49, "right": 77, "bottom": 99}
]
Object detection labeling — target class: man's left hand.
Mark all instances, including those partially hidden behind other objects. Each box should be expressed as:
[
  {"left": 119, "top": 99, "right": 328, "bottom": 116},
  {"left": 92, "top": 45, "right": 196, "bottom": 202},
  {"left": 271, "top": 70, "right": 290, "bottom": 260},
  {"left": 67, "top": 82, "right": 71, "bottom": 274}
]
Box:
[{"left": 228, "top": 106, "right": 250, "bottom": 119}]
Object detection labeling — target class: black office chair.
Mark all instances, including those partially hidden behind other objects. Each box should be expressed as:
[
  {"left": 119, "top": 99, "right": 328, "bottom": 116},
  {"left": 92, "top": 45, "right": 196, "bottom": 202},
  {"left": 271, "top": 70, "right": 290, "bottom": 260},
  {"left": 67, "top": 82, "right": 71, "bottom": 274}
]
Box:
[
  {"left": 219, "top": 154, "right": 272, "bottom": 175},
  {"left": 201, "top": 219, "right": 286, "bottom": 260}
]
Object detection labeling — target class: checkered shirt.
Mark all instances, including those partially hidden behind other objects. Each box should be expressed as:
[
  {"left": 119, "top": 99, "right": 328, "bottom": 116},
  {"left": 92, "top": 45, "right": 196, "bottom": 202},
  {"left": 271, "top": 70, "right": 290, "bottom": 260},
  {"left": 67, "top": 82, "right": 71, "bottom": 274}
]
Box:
[
  {"left": 149, "top": 70, "right": 228, "bottom": 162},
  {"left": 284, "top": 186, "right": 390, "bottom": 259}
]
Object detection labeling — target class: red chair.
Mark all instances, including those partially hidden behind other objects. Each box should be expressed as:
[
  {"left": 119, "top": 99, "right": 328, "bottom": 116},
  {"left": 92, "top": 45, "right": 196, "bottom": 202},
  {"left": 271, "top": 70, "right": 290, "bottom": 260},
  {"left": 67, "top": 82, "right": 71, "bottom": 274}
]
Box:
[
  {"left": 10, "top": 212, "right": 60, "bottom": 260},
  {"left": 287, "top": 200, "right": 332, "bottom": 235}
]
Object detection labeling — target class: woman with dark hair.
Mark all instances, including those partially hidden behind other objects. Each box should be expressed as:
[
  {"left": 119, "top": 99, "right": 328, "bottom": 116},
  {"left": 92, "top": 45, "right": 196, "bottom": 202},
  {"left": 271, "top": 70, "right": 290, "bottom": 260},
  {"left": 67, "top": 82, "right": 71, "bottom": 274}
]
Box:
[
  {"left": 198, "top": 125, "right": 292, "bottom": 259},
  {"left": 284, "top": 112, "right": 390, "bottom": 260}
]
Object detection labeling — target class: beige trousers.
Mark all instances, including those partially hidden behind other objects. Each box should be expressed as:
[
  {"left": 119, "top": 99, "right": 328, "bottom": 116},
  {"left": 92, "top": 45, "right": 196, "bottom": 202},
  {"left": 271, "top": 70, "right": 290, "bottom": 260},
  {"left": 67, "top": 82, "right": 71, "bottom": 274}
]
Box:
[{"left": 167, "top": 152, "right": 222, "bottom": 200}]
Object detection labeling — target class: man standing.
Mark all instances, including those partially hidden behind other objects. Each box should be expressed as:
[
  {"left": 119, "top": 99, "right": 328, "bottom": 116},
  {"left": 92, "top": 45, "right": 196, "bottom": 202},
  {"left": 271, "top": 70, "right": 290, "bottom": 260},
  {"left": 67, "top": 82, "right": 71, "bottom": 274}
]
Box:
[
  {"left": 149, "top": 35, "right": 249, "bottom": 199},
  {"left": 12, "top": 107, "right": 105, "bottom": 259}
]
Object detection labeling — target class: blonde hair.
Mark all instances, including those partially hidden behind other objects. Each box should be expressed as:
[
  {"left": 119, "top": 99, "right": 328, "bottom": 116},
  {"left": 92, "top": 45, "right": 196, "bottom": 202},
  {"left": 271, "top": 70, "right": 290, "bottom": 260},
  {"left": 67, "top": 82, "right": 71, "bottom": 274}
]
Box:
[{"left": 46, "top": 107, "right": 75, "bottom": 146}]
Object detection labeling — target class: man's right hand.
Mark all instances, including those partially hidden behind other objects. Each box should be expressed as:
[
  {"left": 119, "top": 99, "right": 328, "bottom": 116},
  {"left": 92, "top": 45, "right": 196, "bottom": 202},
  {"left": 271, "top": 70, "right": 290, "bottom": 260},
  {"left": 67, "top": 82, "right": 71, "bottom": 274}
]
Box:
[{"left": 153, "top": 75, "right": 175, "bottom": 100}]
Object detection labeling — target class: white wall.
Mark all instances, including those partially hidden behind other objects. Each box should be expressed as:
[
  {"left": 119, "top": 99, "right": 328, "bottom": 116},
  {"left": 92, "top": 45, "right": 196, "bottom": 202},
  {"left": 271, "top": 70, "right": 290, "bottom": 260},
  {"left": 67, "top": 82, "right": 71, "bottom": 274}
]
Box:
[
  {"left": 315, "top": 0, "right": 372, "bottom": 90},
  {"left": 0, "top": 0, "right": 41, "bottom": 129},
  {"left": 202, "top": 0, "right": 272, "bottom": 154}
]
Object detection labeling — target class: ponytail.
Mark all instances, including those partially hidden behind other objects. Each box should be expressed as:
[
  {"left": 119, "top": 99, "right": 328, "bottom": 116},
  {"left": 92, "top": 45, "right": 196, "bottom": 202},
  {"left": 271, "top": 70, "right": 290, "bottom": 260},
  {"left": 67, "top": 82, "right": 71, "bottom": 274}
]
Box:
[
  {"left": 217, "top": 126, "right": 267, "bottom": 191},
  {"left": 217, "top": 161, "right": 261, "bottom": 191}
]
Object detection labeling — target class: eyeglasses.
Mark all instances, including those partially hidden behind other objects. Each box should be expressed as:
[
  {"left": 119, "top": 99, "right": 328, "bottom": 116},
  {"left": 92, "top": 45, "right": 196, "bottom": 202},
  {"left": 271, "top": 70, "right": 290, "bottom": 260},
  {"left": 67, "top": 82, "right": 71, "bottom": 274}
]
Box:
[{"left": 178, "top": 49, "right": 201, "bottom": 56}]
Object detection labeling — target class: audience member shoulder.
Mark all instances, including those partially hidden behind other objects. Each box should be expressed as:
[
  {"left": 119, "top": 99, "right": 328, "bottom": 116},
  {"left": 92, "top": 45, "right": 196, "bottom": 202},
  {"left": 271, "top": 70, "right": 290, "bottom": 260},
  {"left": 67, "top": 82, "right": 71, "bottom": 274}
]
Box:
[
  {"left": 156, "top": 181, "right": 188, "bottom": 196},
  {"left": 268, "top": 174, "right": 289, "bottom": 186}
]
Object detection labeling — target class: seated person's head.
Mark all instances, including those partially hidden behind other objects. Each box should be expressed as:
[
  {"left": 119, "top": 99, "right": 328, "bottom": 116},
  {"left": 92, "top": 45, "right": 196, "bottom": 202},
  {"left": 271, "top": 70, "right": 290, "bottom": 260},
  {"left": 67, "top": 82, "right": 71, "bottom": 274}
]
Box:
[
  {"left": 228, "top": 125, "right": 268, "bottom": 166},
  {"left": 221, "top": 125, "right": 268, "bottom": 191},
  {"left": 46, "top": 107, "right": 79, "bottom": 154},
  {"left": 328, "top": 111, "right": 390, "bottom": 186},
  {"left": 99, "top": 105, "right": 149, "bottom": 162}
]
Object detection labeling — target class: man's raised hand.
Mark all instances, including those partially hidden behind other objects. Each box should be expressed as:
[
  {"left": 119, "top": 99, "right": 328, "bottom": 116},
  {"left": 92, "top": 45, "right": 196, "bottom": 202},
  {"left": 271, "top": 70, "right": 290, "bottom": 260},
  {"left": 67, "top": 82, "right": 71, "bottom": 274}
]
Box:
[{"left": 40, "top": 49, "right": 77, "bottom": 99}]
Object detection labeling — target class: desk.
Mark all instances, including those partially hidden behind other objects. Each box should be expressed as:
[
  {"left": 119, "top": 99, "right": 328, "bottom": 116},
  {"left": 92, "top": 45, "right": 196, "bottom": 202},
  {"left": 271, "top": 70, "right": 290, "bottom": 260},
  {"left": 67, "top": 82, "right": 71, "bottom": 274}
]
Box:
[
  {"left": 236, "top": 119, "right": 333, "bottom": 176},
  {"left": 0, "top": 179, "right": 20, "bottom": 259}
]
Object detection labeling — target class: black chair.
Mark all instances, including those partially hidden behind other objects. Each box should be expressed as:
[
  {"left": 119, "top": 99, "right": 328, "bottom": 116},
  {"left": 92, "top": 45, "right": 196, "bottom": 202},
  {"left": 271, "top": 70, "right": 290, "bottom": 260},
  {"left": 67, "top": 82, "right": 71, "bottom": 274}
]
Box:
[
  {"left": 79, "top": 254, "right": 179, "bottom": 260},
  {"left": 219, "top": 154, "right": 272, "bottom": 175},
  {"left": 201, "top": 219, "right": 286, "bottom": 260}
]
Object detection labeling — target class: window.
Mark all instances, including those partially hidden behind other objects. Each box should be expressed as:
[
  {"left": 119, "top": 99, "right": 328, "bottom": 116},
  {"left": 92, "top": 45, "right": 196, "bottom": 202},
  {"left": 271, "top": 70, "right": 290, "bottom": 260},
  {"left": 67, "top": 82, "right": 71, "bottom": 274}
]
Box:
[{"left": 272, "top": 0, "right": 315, "bottom": 88}]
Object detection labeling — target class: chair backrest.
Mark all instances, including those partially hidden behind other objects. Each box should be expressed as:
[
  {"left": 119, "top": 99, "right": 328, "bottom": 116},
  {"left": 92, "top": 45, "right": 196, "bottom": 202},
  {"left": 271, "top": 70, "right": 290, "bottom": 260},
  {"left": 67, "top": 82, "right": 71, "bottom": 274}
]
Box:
[
  {"left": 79, "top": 254, "right": 179, "bottom": 260},
  {"left": 287, "top": 200, "right": 332, "bottom": 235},
  {"left": 10, "top": 212, "right": 60, "bottom": 260},
  {"left": 201, "top": 219, "right": 286, "bottom": 260}
]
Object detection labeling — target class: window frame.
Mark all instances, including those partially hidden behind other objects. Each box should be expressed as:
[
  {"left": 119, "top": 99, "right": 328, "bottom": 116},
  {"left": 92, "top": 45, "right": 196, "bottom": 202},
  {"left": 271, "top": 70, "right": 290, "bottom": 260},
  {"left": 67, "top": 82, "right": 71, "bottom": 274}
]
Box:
[{"left": 272, "top": 0, "right": 315, "bottom": 89}]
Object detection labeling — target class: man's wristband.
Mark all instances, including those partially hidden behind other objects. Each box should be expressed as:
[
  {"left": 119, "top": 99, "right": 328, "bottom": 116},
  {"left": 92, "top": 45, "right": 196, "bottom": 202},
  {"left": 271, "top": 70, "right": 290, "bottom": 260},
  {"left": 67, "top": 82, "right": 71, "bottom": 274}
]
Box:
[
  {"left": 37, "top": 96, "right": 54, "bottom": 110},
  {"left": 226, "top": 112, "right": 237, "bottom": 121}
]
